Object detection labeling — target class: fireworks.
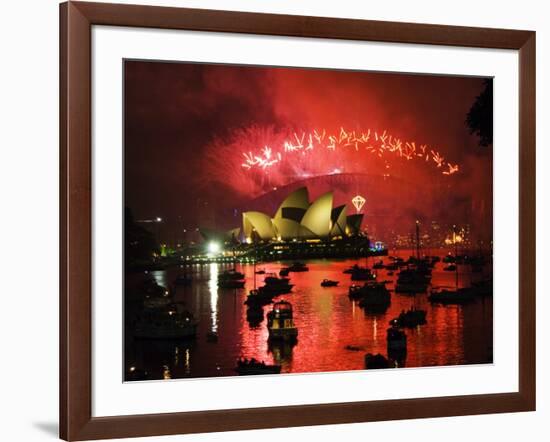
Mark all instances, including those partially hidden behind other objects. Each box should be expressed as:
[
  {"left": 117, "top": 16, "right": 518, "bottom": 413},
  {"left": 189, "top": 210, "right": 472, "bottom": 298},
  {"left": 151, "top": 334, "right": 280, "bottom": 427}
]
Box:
[
  {"left": 241, "top": 127, "right": 459, "bottom": 176},
  {"left": 204, "top": 124, "right": 461, "bottom": 198},
  {"left": 242, "top": 146, "right": 282, "bottom": 170}
]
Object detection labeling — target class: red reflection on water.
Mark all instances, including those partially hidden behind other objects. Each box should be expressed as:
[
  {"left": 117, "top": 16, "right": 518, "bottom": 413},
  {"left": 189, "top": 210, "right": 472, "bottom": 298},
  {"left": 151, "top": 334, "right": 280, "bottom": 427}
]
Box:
[{"left": 126, "top": 250, "right": 492, "bottom": 380}]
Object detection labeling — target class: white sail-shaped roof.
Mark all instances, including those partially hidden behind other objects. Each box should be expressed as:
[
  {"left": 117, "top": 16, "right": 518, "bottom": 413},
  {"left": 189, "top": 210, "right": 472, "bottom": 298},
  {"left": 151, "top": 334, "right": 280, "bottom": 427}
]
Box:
[
  {"left": 274, "top": 187, "right": 310, "bottom": 219},
  {"left": 272, "top": 218, "right": 301, "bottom": 240},
  {"left": 330, "top": 205, "right": 347, "bottom": 237},
  {"left": 300, "top": 192, "right": 333, "bottom": 238},
  {"left": 243, "top": 212, "right": 276, "bottom": 241}
]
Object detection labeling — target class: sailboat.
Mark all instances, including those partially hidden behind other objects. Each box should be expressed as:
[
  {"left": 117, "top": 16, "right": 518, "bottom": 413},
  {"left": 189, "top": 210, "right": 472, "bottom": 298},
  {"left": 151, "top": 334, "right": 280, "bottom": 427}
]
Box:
[{"left": 429, "top": 225, "right": 474, "bottom": 304}]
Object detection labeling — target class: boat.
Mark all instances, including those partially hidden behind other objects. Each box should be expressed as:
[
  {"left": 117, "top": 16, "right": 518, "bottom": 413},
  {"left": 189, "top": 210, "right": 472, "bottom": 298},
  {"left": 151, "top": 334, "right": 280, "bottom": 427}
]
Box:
[
  {"left": 344, "top": 345, "right": 362, "bottom": 352},
  {"left": 391, "top": 309, "right": 427, "bottom": 328},
  {"left": 264, "top": 275, "right": 291, "bottom": 285},
  {"left": 394, "top": 268, "right": 431, "bottom": 293},
  {"left": 279, "top": 267, "right": 290, "bottom": 277},
  {"left": 134, "top": 309, "right": 198, "bottom": 339},
  {"left": 218, "top": 268, "right": 245, "bottom": 281},
  {"left": 288, "top": 262, "right": 309, "bottom": 272},
  {"left": 443, "top": 264, "right": 457, "bottom": 272},
  {"left": 321, "top": 279, "right": 339, "bottom": 287},
  {"left": 387, "top": 324, "right": 407, "bottom": 353},
  {"left": 143, "top": 294, "right": 172, "bottom": 309},
  {"left": 244, "top": 289, "right": 273, "bottom": 306},
  {"left": 267, "top": 301, "right": 298, "bottom": 341},
  {"left": 372, "top": 260, "right": 385, "bottom": 269},
  {"left": 143, "top": 284, "right": 172, "bottom": 309},
  {"left": 255, "top": 269, "right": 266, "bottom": 275},
  {"left": 428, "top": 287, "right": 475, "bottom": 304},
  {"left": 217, "top": 279, "right": 245, "bottom": 289},
  {"left": 343, "top": 264, "right": 361, "bottom": 274},
  {"left": 245, "top": 304, "right": 265, "bottom": 324},
  {"left": 349, "top": 281, "right": 391, "bottom": 307},
  {"left": 234, "top": 358, "right": 281, "bottom": 375},
  {"left": 257, "top": 275, "right": 294, "bottom": 296},
  {"left": 364, "top": 353, "right": 390, "bottom": 369},
  {"left": 142, "top": 278, "right": 168, "bottom": 297},
  {"left": 385, "top": 262, "right": 399, "bottom": 271},
  {"left": 348, "top": 281, "right": 386, "bottom": 300},
  {"left": 348, "top": 284, "right": 364, "bottom": 300},
  {"left": 350, "top": 267, "right": 376, "bottom": 281},
  {"left": 357, "top": 283, "right": 391, "bottom": 310}
]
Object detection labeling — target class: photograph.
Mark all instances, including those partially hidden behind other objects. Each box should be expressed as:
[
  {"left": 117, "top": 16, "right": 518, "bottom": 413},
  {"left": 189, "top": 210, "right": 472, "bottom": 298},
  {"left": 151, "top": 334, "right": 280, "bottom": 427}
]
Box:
[{"left": 123, "top": 60, "right": 494, "bottom": 381}]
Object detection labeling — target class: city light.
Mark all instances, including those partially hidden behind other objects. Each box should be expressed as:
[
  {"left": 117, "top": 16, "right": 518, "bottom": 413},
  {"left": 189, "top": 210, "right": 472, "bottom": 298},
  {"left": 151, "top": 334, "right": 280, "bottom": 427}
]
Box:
[{"left": 207, "top": 241, "right": 221, "bottom": 254}]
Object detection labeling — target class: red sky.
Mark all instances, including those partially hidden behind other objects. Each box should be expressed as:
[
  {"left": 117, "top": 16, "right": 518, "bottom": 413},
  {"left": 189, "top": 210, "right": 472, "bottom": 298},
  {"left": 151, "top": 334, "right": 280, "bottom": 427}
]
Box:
[{"left": 124, "top": 60, "right": 492, "bottom": 242}]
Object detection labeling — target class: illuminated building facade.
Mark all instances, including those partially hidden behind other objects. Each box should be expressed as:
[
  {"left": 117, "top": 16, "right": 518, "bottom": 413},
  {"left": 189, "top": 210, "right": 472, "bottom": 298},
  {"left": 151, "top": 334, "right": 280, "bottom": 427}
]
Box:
[
  {"left": 242, "top": 187, "right": 363, "bottom": 242},
  {"left": 200, "top": 187, "right": 364, "bottom": 244}
]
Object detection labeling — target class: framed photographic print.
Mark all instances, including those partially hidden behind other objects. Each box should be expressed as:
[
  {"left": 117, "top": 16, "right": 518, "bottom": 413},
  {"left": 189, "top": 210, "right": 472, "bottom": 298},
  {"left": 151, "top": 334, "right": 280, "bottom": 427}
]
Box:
[{"left": 60, "top": 1, "right": 536, "bottom": 440}]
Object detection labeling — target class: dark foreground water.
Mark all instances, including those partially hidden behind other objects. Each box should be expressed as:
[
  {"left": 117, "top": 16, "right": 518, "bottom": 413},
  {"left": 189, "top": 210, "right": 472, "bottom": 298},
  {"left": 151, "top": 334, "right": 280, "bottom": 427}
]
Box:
[{"left": 125, "top": 250, "right": 492, "bottom": 380}]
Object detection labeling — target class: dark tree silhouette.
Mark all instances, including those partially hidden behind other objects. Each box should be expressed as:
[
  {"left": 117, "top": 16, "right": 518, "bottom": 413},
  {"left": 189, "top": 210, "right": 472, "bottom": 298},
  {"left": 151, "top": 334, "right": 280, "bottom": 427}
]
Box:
[
  {"left": 466, "top": 79, "right": 493, "bottom": 147},
  {"left": 125, "top": 207, "right": 158, "bottom": 266}
]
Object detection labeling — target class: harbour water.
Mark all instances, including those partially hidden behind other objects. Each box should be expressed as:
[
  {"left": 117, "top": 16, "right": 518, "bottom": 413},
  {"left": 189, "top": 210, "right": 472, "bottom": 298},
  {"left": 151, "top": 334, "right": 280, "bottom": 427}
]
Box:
[{"left": 125, "top": 250, "right": 493, "bottom": 380}]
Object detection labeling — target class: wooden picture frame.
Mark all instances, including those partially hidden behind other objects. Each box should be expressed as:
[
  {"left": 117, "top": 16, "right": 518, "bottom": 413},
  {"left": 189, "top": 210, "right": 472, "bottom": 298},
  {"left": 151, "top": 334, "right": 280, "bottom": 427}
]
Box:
[{"left": 60, "top": 1, "right": 536, "bottom": 440}]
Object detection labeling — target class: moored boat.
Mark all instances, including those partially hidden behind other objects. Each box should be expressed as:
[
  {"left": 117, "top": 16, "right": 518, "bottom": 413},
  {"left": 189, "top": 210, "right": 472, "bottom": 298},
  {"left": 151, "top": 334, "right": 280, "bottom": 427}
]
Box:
[
  {"left": 350, "top": 267, "right": 376, "bottom": 281},
  {"left": 395, "top": 268, "right": 431, "bottom": 293},
  {"left": 244, "top": 289, "right": 273, "bottom": 306},
  {"left": 428, "top": 287, "right": 475, "bottom": 304},
  {"left": 391, "top": 308, "right": 427, "bottom": 328},
  {"left": 358, "top": 283, "right": 391, "bottom": 310},
  {"left": 372, "top": 260, "right": 385, "bottom": 269},
  {"left": 387, "top": 324, "right": 407, "bottom": 353},
  {"left": 343, "top": 264, "right": 361, "bottom": 274},
  {"left": 267, "top": 301, "right": 298, "bottom": 341},
  {"left": 349, "top": 281, "right": 391, "bottom": 310},
  {"left": 234, "top": 358, "right": 281, "bottom": 375},
  {"left": 134, "top": 309, "right": 198, "bottom": 340},
  {"left": 218, "top": 268, "right": 245, "bottom": 280},
  {"left": 288, "top": 262, "right": 309, "bottom": 272},
  {"left": 217, "top": 268, "right": 246, "bottom": 289},
  {"left": 279, "top": 267, "right": 290, "bottom": 277},
  {"left": 321, "top": 279, "right": 339, "bottom": 287},
  {"left": 217, "top": 279, "right": 245, "bottom": 289},
  {"left": 364, "top": 353, "right": 390, "bottom": 369}
]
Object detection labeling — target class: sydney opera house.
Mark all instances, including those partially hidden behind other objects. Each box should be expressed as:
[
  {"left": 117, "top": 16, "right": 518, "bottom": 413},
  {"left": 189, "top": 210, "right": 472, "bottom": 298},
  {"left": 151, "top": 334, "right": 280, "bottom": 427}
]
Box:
[{"left": 201, "top": 187, "right": 364, "bottom": 244}]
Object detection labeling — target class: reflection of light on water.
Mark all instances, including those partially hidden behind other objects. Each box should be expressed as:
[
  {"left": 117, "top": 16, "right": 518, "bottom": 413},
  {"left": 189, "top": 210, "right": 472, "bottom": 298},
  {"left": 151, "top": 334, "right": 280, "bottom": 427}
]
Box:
[
  {"left": 184, "top": 348, "right": 191, "bottom": 374},
  {"left": 131, "top": 254, "right": 492, "bottom": 378},
  {"left": 163, "top": 365, "right": 171, "bottom": 380},
  {"left": 208, "top": 263, "right": 219, "bottom": 333},
  {"left": 151, "top": 270, "right": 167, "bottom": 287}
]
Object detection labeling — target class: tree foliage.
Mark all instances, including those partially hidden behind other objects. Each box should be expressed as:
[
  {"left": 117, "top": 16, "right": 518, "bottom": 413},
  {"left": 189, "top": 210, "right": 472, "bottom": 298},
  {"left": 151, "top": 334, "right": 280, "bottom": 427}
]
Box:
[
  {"left": 466, "top": 79, "right": 493, "bottom": 147},
  {"left": 125, "top": 207, "right": 158, "bottom": 266}
]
